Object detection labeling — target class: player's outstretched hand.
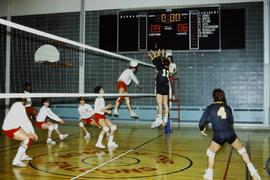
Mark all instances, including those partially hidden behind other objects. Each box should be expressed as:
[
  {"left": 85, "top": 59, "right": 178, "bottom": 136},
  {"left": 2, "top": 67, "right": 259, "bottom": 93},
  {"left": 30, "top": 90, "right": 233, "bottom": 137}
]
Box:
[
  {"left": 59, "top": 119, "right": 64, "bottom": 125},
  {"left": 200, "top": 127, "right": 208, "bottom": 136}
]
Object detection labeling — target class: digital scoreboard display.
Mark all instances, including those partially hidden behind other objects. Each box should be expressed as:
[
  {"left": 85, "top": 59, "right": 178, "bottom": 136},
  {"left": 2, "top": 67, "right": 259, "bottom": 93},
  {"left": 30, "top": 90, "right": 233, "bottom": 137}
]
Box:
[
  {"left": 115, "top": 6, "right": 220, "bottom": 51},
  {"left": 147, "top": 6, "right": 220, "bottom": 50},
  {"left": 148, "top": 10, "right": 190, "bottom": 50}
]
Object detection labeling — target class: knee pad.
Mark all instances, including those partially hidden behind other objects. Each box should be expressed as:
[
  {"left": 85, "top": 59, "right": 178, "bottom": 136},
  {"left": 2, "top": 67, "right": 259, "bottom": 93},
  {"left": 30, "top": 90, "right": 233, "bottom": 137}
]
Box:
[
  {"left": 21, "top": 138, "right": 33, "bottom": 148},
  {"left": 79, "top": 121, "right": 84, "bottom": 127},
  {"left": 103, "top": 126, "right": 109, "bottom": 133},
  {"left": 238, "top": 147, "right": 247, "bottom": 155},
  {"left": 111, "top": 125, "right": 117, "bottom": 131},
  {"left": 54, "top": 124, "right": 59, "bottom": 130},
  {"left": 48, "top": 125, "right": 54, "bottom": 131},
  {"left": 206, "top": 148, "right": 216, "bottom": 158},
  {"left": 117, "top": 97, "right": 124, "bottom": 104}
]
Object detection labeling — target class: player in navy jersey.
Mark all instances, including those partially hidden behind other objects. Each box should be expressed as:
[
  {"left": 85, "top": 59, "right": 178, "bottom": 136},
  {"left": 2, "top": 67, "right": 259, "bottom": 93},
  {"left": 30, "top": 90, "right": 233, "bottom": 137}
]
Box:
[
  {"left": 148, "top": 49, "right": 171, "bottom": 128},
  {"left": 199, "top": 89, "right": 261, "bottom": 180}
]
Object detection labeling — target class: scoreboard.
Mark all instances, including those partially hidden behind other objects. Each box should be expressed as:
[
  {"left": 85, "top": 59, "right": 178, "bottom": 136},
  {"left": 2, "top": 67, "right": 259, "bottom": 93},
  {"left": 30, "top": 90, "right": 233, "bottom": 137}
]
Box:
[
  {"left": 101, "top": 6, "right": 222, "bottom": 52},
  {"left": 147, "top": 6, "right": 220, "bottom": 50}
]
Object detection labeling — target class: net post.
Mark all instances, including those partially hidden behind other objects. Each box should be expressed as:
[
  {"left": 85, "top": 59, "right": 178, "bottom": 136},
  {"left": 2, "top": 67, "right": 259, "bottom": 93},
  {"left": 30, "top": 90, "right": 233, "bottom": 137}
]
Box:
[{"left": 165, "top": 115, "right": 171, "bottom": 134}]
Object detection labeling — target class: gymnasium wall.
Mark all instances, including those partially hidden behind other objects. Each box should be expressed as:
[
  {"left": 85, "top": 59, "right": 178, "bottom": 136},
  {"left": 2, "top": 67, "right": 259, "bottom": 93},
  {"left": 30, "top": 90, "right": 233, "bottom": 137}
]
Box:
[{"left": 0, "top": 2, "right": 264, "bottom": 124}]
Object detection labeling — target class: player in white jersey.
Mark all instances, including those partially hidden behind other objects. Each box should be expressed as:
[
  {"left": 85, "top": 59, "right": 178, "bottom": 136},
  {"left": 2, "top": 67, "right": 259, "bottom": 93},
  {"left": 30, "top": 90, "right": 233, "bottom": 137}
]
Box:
[
  {"left": 36, "top": 98, "right": 69, "bottom": 145},
  {"left": 78, "top": 97, "right": 99, "bottom": 139},
  {"left": 94, "top": 86, "right": 118, "bottom": 149},
  {"left": 2, "top": 98, "right": 38, "bottom": 167},
  {"left": 113, "top": 61, "right": 141, "bottom": 118}
]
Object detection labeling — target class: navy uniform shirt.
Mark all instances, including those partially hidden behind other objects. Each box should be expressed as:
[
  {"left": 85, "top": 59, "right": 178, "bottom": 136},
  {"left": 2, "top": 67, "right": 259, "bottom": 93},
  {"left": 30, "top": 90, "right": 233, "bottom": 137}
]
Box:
[
  {"left": 152, "top": 57, "right": 169, "bottom": 86},
  {"left": 199, "top": 102, "right": 234, "bottom": 132}
]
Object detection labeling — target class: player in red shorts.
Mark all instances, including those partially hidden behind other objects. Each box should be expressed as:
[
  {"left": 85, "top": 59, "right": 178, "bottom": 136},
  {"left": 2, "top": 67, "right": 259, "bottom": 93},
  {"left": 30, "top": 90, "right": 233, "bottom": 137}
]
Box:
[
  {"left": 94, "top": 86, "right": 118, "bottom": 148},
  {"left": 23, "top": 82, "right": 38, "bottom": 121},
  {"left": 113, "top": 61, "right": 141, "bottom": 118},
  {"left": 2, "top": 98, "right": 38, "bottom": 167},
  {"left": 36, "top": 98, "right": 69, "bottom": 145},
  {"left": 78, "top": 97, "right": 99, "bottom": 139}
]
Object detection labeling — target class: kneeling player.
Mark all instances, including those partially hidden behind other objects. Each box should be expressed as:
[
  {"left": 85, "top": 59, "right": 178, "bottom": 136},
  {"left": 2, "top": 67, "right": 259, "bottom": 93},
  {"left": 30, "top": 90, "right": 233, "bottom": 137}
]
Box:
[
  {"left": 2, "top": 98, "right": 38, "bottom": 167},
  {"left": 94, "top": 86, "right": 118, "bottom": 148},
  {"left": 36, "top": 98, "right": 69, "bottom": 145},
  {"left": 78, "top": 97, "right": 98, "bottom": 139}
]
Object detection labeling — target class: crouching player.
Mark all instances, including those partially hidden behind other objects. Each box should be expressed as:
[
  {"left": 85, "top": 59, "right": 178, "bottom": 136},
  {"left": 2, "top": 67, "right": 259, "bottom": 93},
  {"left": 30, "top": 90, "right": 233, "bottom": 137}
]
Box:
[
  {"left": 78, "top": 97, "right": 99, "bottom": 139},
  {"left": 2, "top": 98, "right": 38, "bottom": 167},
  {"left": 199, "top": 89, "right": 261, "bottom": 180},
  {"left": 36, "top": 98, "right": 69, "bottom": 145},
  {"left": 94, "top": 86, "right": 118, "bottom": 148}
]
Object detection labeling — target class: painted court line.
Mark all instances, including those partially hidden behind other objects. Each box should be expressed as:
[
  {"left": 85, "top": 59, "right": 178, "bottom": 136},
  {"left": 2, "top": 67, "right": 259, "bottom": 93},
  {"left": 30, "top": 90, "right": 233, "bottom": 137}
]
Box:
[
  {"left": 223, "top": 147, "right": 233, "bottom": 180},
  {"left": 70, "top": 134, "right": 164, "bottom": 180}
]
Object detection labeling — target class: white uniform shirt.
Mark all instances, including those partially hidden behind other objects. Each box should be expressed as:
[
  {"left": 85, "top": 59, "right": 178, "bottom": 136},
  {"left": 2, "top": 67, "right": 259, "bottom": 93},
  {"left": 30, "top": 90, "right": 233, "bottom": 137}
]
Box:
[
  {"left": 94, "top": 97, "right": 105, "bottom": 115},
  {"left": 2, "top": 102, "right": 35, "bottom": 133},
  {"left": 24, "top": 90, "right": 32, "bottom": 107},
  {"left": 118, "top": 69, "right": 139, "bottom": 86},
  {"left": 78, "top": 104, "right": 94, "bottom": 119},
  {"left": 36, "top": 106, "right": 61, "bottom": 122}
]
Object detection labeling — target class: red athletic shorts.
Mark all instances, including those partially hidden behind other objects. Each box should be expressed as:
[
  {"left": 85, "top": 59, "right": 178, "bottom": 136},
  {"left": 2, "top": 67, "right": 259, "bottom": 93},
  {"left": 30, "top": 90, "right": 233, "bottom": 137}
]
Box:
[
  {"left": 93, "top": 113, "right": 105, "bottom": 125},
  {"left": 117, "top": 81, "right": 127, "bottom": 92},
  {"left": 36, "top": 121, "right": 46, "bottom": 129},
  {"left": 81, "top": 117, "right": 93, "bottom": 125},
  {"left": 2, "top": 127, "right": 20, "bottom": 139}
]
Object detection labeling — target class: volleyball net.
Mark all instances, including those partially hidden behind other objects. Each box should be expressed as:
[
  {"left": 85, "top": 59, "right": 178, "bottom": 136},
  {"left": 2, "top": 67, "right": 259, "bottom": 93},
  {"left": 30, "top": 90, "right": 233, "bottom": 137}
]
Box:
[{"left": 0, "top": 18, "right": 156, "bottom": 104}]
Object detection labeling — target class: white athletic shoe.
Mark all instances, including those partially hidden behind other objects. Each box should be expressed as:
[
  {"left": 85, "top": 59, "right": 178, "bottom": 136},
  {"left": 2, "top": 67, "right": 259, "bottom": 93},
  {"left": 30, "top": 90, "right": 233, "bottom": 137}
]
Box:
[
  {"left": 113, "top": 109, "right": 119, "bottom": 116},
  {"left": 162, "top": 119, "right": 168, "bottom": 126},
  {"left": 84, "top": 133, "right": 90, "bottom": 139},
  {"left": 95, "top": 142, "right": 105, "bottom": 149},
  {"left": 250, "top": 170, "right": 261, "bottom": 180},
  {"left": 59, "top": 134, "right": 69, "bottom": 140},
  {"left": 12, "top": 160, "right": 27, "bottom": 167},
  {"left": 108, "top": 141, "right": 118, "bottom": 148},
  {"left": 46, "top": 139, "right": 56, "bottom": 145},
  {"left": 203, "top": 169, "right": 213, "bottom": 180},
  {"left": 151, "top": 118, "right": 163, "bottom": 128},
  {"left": 20, "top": 154, "right": 32, "bottom": 161},
  {"left": 130, "top": 111, "right": 139, "bottom": 118}
]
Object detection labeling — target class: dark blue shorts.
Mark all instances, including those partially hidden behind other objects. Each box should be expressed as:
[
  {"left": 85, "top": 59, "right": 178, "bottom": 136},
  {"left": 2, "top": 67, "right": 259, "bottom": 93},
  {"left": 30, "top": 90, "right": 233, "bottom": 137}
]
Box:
[{"left": 212, "top": 131, "right": 237, "bottom": 146}]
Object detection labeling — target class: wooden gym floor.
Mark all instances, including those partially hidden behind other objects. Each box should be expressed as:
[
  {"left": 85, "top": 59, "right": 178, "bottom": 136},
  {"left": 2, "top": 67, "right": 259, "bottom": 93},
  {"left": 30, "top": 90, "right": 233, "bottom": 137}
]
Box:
[{"left": 0, "top": 122, "right": 269, "bottom": 180}]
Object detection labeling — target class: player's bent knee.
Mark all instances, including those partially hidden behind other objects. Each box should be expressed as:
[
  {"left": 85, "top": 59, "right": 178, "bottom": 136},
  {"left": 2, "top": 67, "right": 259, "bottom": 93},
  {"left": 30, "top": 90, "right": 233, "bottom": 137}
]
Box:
[
  {"left": 207, "top": 148, "right": 216, "bottom": 158},
  {"left": 21, "top": 137, "right": 33, "bottom": 148},
  {"left": 54, "top": 124, "right": 59, "bottom": 130},
  {"left": 111, "top": 125, "right": 117, "bottom": 131},
  {"left": 238, "top": 147, "right": 247, "bottom": 155},
  {"left": 48, "top": 125, "right": 54, "bottom": 131},
  {"left": 103, "top": 126, "right": 109, "bottom": 133},
  {"left": 79, "top": 121, "right": 84, "bottom": 127}
]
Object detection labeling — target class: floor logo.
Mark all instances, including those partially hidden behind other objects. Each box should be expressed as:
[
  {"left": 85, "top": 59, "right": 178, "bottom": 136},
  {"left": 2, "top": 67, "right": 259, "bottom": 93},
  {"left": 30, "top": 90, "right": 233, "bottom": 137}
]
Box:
[{"left": 30, "top": 149, "right": 193, "bottom": 178}]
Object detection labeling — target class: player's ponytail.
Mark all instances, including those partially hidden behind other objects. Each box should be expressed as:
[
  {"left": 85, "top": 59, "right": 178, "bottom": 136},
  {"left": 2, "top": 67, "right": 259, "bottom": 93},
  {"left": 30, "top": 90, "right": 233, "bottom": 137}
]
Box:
[{"left": 212, "top": 88, "right": 226, "bottom": 104}]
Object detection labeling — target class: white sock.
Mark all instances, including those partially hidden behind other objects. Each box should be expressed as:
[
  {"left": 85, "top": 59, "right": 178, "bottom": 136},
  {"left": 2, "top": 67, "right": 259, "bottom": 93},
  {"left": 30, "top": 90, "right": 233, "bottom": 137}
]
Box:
[
  {"left": 157, "top": 114, "right": 162, "bottom": 121},
  {"left": 97, "top": 135, "right": 104, "bottom": 144},
  {"left": 164, "top": 114, "right": 168, "bottom": 122},
  {"left": 13, "top": 146, "right": 27, "bottom": 162},
  {"left": 47, "top": 137, "right": 52, "bottom": 140},
  {"left": 207, "top": 168, "right": 213, "bottom": 173},
  {"left": 247, "top": 163, "right": 256, "bottom": 173},
  {"left": 108, "top": 135, "right": 114, "bottom": 144}
]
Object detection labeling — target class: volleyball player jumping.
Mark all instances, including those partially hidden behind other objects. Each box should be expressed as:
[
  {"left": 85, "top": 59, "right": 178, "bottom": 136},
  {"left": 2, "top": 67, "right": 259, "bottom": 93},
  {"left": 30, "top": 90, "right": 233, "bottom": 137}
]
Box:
[
  {"left": 113, "top": 61, "right": 141, "bottom": 118},
  {"left": 94, "top": 86, "right": 118, "bottom": 148},
  {"left": 78, "top": 97, "right": 98, "bottom": 139},
  {"left": 2, "top": 98, "right": 38, "bottom": 167},
  {"left": 199, "top": 89, "right": 261, "bottom": 180},
  {"left": 148, "top": 49, "right": 171, "bottom": 128},
  {"left": 36, "top": 98, "right": 69, "bottom": 145}
]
